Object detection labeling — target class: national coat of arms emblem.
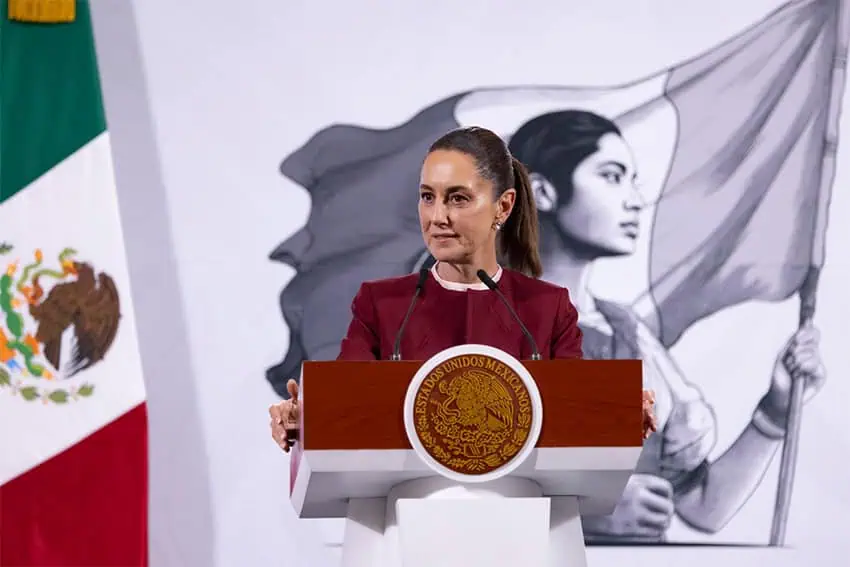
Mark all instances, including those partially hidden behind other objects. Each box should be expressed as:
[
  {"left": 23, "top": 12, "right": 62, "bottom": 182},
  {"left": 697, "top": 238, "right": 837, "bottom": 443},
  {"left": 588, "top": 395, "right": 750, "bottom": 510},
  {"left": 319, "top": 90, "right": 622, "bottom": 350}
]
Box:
[
  {"left": 404, "top": 345, "right": 544, "bottom": 482},
  {"left": 0, "top": 243, "right": 121, "bottom": 404}
]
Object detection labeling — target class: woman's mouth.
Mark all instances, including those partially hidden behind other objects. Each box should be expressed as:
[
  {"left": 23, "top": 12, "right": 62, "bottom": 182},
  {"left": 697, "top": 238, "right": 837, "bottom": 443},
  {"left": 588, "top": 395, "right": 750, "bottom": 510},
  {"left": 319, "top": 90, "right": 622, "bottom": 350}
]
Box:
[
  {"left": 432, "top": 233, "right": 459, "bottom": 241},
  {"left": 620, "top": 221, "right": 639, "bottom": 238}
]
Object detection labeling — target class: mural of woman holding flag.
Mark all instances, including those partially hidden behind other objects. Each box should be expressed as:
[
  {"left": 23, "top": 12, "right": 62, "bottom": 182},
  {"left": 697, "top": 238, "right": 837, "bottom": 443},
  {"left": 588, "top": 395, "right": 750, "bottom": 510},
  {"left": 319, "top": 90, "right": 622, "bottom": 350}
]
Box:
[
  {"left": 505, "top": 109, "right": 826, "bottom": 541},
  {"left": 268, "top": 106, "right": 828, "bottom": 542},
  {"left": 267, "top": 0, "right": 840, "bottom": 544}
]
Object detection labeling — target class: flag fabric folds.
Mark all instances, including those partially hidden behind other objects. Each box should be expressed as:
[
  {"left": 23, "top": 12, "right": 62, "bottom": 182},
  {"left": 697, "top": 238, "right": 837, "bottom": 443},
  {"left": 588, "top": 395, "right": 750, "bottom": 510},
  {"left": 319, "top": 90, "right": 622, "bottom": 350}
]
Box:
[{"left": 632, "top": 0, "right": 840, "bottom": 347}]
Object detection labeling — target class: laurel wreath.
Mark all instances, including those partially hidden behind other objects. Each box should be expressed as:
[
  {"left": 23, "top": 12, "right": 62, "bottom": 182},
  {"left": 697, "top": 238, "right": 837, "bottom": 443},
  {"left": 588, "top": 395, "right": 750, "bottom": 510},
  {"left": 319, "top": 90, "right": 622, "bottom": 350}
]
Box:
[
  {"left": 417, "top": 414, "right": 530, "bottom": 474},
  {"left": 0, "top": 367, "right": 95, "bottom": 404}
]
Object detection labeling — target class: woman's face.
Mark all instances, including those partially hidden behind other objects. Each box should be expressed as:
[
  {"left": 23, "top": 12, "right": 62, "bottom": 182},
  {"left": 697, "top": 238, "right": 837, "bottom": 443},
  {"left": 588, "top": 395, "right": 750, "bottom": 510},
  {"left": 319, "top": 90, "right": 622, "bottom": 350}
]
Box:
[
  {"left": 555, "top": 133, "right": 642, "bottom": 256},
  {"left": 418, "top": 150, "right": 514, "bottom": 265}
]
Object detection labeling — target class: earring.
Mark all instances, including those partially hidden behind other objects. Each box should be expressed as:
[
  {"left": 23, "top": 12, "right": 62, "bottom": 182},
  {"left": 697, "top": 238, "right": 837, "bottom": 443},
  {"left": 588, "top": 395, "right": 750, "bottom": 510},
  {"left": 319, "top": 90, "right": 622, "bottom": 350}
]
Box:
[{"left": 494, "top": 220, "right": 503, "bottom": 231}]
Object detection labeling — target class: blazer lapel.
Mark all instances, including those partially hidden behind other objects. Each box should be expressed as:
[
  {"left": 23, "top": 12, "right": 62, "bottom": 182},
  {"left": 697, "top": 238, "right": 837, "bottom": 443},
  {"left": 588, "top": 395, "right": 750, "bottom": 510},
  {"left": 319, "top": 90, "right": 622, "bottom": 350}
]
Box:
[
  {"left": 400, "top": 278, "right": 437, "bottom": 357},
  {"left": 473, "top": 274, "right": 527, "bottom": 357}
]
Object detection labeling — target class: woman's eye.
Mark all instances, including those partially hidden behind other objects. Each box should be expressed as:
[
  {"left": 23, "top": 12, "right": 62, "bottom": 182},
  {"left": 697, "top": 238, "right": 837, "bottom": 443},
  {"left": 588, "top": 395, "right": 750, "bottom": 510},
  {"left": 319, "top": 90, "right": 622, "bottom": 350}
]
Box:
[
  {"left": 601, "top": 171, "right": 622, "bottom": 184},
  {"left": 449, "top": 194, "right": 467, "bottom": 204},
  {"left": 420, "top": 193, "right": 433, "bottom": 203}
]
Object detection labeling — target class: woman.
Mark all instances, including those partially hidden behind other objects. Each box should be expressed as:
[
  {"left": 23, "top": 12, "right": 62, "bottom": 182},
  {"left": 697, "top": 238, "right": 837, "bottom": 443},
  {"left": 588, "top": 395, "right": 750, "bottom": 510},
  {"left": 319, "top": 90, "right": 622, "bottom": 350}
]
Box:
[
  {"left": 269, "top": 126, "right": 657, "bottom": 446},
  {"left": 506, "top": 110, "right": 826, "bottom": 541}
]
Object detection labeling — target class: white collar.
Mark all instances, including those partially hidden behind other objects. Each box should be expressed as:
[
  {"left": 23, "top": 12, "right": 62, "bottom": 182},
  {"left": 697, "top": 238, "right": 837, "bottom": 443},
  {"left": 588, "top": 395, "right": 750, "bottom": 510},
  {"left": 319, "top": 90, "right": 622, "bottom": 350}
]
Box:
[{"left": 430, "top": 262, "right": 503, "bottom": 291}]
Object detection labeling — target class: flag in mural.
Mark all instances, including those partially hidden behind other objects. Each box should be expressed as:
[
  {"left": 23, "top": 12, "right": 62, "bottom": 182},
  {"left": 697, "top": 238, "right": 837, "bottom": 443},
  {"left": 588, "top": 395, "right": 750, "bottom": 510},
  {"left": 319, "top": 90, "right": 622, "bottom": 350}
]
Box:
[
  {"left": 627, "top": 0, "right": 841, "bottom": 348},
  {"left": 269, "top": 0, "right": 842, "bottom": 544},
  {"left": 0, "top": 2, "right": 148, "bottom": 565},
  {"left": 270, "top": 0, "right": 842, "bottom": 381}
]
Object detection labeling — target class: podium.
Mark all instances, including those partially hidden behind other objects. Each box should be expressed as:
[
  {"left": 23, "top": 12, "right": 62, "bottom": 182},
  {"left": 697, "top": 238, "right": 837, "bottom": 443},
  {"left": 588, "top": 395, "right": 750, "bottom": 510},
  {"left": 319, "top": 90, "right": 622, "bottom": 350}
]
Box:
[{"left": 289, "top": 345, "right": 643, "bottom": 567}]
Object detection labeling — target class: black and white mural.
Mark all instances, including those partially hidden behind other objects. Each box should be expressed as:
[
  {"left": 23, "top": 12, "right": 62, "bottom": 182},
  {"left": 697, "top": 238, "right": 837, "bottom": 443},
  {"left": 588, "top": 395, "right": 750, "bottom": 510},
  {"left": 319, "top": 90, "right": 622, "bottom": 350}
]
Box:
[{"left": 268, "top": 0, "right": 842, "bottom": 546}]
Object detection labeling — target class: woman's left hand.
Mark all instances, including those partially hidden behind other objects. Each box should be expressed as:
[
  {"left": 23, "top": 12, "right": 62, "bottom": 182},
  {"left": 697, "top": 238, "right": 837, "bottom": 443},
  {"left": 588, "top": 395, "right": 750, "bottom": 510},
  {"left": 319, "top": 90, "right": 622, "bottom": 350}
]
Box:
[
  {"left": 761, "top": 322, "right": 827, "bottom": 424},
  {"left": 642, "top": 389, "right": 657, "bottom": 440}
]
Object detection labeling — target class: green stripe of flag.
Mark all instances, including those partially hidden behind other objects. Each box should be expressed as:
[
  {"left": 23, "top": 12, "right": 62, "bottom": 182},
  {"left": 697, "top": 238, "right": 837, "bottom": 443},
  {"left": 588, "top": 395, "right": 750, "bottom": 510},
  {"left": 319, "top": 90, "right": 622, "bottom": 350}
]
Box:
[{"left": 0, "top": 0, "right": 106, "bottom": 203}]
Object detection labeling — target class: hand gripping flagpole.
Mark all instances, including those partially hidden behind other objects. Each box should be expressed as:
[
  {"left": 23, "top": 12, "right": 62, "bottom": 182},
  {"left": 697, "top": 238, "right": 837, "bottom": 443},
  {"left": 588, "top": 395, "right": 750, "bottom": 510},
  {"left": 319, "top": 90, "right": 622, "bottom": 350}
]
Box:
[
  {"left": 769, "top": 0, "right": 849, "bottom": 546},
  {"left": 769, "top": 267, "right": 820, "bottom": 546}
]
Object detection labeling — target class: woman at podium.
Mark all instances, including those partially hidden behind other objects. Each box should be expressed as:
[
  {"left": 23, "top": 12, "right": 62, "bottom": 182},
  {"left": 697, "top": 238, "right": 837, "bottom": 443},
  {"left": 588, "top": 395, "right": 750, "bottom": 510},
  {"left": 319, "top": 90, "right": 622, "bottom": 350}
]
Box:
[{"left": 268, "top": 124, "right": 656, "bottom": 448}]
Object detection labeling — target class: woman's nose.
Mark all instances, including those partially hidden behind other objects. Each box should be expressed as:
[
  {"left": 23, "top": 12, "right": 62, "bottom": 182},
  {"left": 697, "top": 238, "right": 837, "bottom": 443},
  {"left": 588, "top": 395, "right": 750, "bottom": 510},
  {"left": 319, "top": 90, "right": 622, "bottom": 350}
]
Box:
[
  {"left": 624, "top": 186, "right": 645, "bottom": 210},
  {"left": 430, "top": 202, "right": 450, "bottom": 224}
]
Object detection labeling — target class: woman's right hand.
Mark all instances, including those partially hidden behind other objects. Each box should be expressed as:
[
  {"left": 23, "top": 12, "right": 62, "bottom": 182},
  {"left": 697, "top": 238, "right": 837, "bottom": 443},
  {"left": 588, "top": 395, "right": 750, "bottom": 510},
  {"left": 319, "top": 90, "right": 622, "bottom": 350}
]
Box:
[{"left": 268, "top": 379, "right": 300, "bottom": 453}]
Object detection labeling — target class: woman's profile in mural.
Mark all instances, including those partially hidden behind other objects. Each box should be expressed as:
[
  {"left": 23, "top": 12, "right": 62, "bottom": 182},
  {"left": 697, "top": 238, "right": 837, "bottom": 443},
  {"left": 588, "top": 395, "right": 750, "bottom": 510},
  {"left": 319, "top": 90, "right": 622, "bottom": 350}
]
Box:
[{"left": 505, "top": 110, "right": 826, "bottom": 540}]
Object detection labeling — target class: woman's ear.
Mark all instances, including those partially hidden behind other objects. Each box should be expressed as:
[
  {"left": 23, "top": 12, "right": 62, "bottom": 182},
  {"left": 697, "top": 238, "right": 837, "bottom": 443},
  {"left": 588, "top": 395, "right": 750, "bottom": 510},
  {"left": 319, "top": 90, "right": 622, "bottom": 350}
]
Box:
[
  {"left": 530, "top": 172, "right": 557, "bottom": 213},
  {"left": 493, "top": 188, "right": 516, "bottom": 226}
]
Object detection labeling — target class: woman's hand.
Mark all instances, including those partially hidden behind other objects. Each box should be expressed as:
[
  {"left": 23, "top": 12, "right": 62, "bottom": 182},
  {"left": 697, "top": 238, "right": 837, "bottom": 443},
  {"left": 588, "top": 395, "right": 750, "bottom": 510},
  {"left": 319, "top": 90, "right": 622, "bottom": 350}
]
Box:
[
  {"left": 583, "top": 474, "right": 675, "bottom": 540},
  {"left": 759, "top": 323, "right": 826, "bottom": 428},
  {"left": 268, "top": 379, "right": 300, "bottom": 452},
  {"left": 642, "top": 389, "right": 657, "bottom": 440}
]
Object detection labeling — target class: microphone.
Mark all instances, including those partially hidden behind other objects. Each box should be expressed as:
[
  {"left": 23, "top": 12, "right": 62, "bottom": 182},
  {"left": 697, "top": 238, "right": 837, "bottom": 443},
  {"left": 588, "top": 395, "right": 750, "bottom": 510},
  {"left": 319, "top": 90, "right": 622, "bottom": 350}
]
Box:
[
  {"left": 476, "top": 269, "right": 542, "bottom": 361},
  {"left": 391, "top": 266, "right": 430, "bottom": 361}
]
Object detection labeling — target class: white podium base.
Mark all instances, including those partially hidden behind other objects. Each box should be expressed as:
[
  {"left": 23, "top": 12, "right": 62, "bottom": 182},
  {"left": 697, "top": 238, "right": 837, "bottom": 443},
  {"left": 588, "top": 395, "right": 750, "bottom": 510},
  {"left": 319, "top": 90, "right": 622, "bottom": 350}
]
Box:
[{"left": 340, "top": 477, "right": 587, "bottom": 567}]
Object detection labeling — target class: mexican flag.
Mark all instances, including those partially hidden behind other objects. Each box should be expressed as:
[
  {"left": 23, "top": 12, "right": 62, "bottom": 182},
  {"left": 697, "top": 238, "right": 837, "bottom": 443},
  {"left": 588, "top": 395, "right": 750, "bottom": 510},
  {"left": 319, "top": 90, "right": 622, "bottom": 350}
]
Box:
[{"left": 0, "top": 1, "right": 148, "bottom": 565}]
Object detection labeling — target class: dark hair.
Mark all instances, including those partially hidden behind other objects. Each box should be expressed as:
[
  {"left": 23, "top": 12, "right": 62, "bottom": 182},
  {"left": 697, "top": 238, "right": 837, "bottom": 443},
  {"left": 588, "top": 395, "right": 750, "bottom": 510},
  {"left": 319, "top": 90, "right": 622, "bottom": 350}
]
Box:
[
  {"left": 428, "top": 126, "right": 543, "bottom": 278},
  {"left": 508, "top": 110, "right": 621, "bottom": 204}
]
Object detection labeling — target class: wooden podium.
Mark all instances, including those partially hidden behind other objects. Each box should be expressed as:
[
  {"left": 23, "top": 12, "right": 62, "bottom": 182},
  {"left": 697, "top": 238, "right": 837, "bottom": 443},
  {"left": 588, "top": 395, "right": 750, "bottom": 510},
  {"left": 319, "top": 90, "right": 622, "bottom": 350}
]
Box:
[{"left": 289, "top": 346, "right": 643, "bottom": 567}]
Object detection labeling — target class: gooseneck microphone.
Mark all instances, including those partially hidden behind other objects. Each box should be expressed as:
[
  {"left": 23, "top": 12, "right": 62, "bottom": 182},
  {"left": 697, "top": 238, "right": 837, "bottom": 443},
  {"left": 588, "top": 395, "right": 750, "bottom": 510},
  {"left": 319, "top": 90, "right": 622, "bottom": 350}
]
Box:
[
  {"left": 391, "top": 267, "right": 430, "bottom": 361},
  {"left": 476, "top": 269, "right": 542, "bottom": 361}
]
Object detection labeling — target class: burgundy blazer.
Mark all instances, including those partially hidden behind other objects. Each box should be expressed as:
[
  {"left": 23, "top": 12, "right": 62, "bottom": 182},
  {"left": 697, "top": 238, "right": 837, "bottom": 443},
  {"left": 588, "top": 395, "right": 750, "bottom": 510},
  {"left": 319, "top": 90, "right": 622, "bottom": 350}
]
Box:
[{"left": 337, "top": 268, "right": 583, "bottom": 362}]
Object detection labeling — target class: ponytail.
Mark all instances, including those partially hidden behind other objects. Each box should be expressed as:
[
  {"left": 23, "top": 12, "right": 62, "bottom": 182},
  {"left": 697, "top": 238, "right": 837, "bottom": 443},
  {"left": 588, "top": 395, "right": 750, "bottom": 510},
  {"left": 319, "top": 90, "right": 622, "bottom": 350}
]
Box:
[{"left": 500, "top": 157, "right": 543, "bottom": 278}]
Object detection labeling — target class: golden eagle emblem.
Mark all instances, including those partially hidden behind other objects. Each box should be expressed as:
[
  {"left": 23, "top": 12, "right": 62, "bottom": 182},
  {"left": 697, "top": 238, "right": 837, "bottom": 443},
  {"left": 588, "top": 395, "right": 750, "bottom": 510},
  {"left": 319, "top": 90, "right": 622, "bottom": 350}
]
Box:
[
  {"left": 412, "top": 354, "right": 534, "bottom": 475},
  {"left": 435, "top": 370, "right": 515, "bottom": 436},
  {"left": 0, "top": 245, "right": 121, "bottom": 404}
]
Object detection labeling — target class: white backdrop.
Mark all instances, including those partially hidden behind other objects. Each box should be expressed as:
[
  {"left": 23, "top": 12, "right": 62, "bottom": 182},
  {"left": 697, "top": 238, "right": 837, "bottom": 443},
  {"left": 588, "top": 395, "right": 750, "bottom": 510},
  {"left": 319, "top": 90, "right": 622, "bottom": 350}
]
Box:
[{"left": 91, "top": 0, "right": 850, "bottom": 565}]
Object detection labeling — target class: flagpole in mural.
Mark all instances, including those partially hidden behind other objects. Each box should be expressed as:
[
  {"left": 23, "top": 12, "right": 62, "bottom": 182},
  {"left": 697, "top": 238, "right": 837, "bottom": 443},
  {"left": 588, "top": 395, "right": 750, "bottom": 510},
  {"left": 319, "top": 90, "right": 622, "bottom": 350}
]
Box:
[{"left": 770, "top": 0, "right": 849, "bottom": 547}]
